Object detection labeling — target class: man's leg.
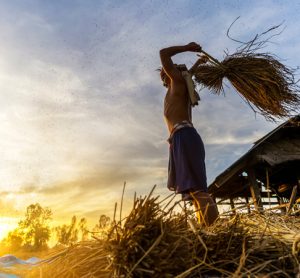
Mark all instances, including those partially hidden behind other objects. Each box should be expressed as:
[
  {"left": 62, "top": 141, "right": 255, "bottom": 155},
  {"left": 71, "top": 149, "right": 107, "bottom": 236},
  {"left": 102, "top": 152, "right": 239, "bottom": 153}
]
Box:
[{"left": 191, "top": 191, "right": 219, "bottom": 226}]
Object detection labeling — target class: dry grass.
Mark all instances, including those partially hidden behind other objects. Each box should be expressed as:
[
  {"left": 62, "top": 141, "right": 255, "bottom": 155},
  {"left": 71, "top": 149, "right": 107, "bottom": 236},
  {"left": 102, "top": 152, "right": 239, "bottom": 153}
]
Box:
[
  {"left": 4, "top": 191, "right": 297, "bottom": 278},
  {"left": 193, "top": 52, "right": 300, "bottom": 121}
]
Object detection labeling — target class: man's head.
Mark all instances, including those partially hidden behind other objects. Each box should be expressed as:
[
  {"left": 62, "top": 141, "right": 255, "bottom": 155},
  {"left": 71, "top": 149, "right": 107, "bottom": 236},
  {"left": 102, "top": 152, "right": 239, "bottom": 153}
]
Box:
[{"left": 159, "top": 64, "right": 188, "bottom": 88}]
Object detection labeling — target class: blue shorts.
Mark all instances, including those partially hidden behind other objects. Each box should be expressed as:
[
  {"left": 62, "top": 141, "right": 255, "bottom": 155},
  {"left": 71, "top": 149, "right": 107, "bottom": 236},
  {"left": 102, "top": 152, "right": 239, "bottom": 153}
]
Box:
[{"left": 167, "top": 127, "right": 208, "bottom": 197}]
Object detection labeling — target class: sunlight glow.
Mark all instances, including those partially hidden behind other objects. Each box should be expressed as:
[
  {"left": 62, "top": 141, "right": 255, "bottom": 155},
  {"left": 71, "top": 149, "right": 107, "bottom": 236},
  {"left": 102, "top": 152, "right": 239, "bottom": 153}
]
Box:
[{"left": 0, "top": 217, "right": 19, "bottom": 240}]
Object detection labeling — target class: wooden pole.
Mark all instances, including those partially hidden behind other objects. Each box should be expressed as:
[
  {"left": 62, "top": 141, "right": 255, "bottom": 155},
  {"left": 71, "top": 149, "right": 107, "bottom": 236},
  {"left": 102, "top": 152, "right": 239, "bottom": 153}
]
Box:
[
  {"left": 247, "top": 169, "right": 263, "bottom": 213},
  {"left": 265, "top": 168, "right": 271, "bottom": 208},
  {"left": 276, "top": 196, "right": 286, "bottom": 214},
  {"left": 230, "top": 198, "right": 236, "bottom": 215},
  {"left": 245, "top": 197, "right": 251, "bottom": 214},
  {"left": 287, "top": 185, "right": 298, "bottom": 215}
]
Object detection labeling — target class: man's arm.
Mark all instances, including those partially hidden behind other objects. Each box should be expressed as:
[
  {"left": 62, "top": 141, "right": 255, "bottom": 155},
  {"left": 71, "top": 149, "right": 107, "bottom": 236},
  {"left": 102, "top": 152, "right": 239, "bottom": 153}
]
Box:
[{"left": 159, "top": 42, "right": 202, "bottom": 81}]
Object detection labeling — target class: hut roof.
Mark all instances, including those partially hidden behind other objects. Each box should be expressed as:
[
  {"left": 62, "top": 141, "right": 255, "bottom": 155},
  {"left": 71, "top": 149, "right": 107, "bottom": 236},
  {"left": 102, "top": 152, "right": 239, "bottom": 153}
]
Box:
[{"left": 208, "top": 115, "right": 300, "bottom": 199}]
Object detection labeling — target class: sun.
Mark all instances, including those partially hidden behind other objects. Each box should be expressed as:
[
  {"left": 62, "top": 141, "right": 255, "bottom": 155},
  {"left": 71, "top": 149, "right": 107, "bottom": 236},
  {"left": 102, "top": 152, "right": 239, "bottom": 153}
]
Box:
[{"left": 0, "top": 217, "right": 19, "bottom": 240}]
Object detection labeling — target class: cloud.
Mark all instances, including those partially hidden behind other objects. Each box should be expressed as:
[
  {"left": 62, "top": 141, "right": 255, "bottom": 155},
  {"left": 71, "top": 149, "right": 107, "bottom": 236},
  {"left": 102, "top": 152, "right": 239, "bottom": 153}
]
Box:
[
  {"left": 0, "top": 199, "right": 21, "bottom": 218},
  {"left": 0, "top": 162, "right": 164, "bottom": 222}
]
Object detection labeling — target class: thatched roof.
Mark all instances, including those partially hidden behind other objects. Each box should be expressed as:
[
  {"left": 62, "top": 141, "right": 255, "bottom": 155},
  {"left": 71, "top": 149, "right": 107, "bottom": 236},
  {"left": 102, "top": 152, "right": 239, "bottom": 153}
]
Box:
[{"left": 209, "top": 115, "right": 300, "bottom": 199}]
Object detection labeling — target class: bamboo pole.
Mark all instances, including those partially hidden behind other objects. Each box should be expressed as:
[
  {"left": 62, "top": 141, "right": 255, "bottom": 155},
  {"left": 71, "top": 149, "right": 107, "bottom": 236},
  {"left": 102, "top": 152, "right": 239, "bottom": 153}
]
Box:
[
  {"left": 248, "top": 169, "right": 263, "bottom": 213},
  {"left": 287, "top": 185, "right": 298, "bottom": 215}
]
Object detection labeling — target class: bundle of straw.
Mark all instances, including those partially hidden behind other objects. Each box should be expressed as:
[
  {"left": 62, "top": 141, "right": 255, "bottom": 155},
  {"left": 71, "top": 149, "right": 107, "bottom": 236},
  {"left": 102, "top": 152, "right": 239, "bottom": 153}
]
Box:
[{"left": 192, "top": 50, "right": 300, "bottom": 121}]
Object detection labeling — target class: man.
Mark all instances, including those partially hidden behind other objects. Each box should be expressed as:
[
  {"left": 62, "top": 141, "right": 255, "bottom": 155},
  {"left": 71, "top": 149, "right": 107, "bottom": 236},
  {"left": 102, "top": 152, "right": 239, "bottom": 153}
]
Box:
[{"left": 160, "top": 42, "right": 219, "bottom": 226}]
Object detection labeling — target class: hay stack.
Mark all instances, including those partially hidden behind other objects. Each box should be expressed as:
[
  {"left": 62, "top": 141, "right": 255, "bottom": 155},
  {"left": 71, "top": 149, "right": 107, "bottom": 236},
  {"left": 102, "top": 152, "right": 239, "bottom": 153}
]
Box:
[
  {"left": 107, "top": 195, "right": 196, "bottom": 277},
  {"left": 19, "top": 192, "right": 300, "bottom": 278},
  {"left": 107, "top": 195, "right": 300, "bottom": 277},
  {"left": 192, "top": 50, "right": 300, "bottom": 121}
]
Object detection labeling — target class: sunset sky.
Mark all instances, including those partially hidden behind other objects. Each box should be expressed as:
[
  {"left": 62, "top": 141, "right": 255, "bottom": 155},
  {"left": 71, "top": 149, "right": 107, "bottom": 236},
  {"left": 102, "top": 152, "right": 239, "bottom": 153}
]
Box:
[{"left": 0, "top": 0, "right": 300, "bottom": 238}]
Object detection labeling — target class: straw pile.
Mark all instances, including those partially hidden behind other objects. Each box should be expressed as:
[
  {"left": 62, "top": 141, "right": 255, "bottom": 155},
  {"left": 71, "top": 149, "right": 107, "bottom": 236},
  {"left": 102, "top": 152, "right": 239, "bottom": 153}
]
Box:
[
  {"left": 12, "top": 192, "right": 300, "bottom": 277},
  {"left": 107, "top": 194, "right": 195, "bottom": 277}
]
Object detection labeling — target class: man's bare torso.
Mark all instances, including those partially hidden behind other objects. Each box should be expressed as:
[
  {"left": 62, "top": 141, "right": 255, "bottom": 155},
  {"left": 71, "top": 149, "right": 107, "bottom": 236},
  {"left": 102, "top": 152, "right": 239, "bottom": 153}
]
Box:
[{"left": 164, "top": 80, "right": 191, "bottom": 133}]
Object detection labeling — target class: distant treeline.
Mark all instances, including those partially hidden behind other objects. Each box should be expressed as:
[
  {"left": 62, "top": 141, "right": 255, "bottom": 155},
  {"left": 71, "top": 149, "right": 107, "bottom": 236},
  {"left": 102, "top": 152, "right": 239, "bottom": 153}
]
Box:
[{"left": 0, "top": 203, "right": 111, "bottom": 252}]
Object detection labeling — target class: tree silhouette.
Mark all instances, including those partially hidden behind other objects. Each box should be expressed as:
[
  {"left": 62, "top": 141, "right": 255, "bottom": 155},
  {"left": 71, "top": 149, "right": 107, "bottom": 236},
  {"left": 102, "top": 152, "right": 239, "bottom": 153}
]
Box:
[
  {"left": 92, "top": 214, "right": 111, "bottom": 239},
  {"left": 2, "top": 203, "right": 52, "bottom": 251},
  {"left": 4, "top": 229, "right": 24, "bottom": 251},
  {"left": 78, "top": 217, "right": 88, "bottom": 241},
  {"left": 18, "top": 203, "right": 52, "bottom": 250},
  {"left": 99, "top": 214, "right": 110, "bottom": 229},
  {"left": 55, "top": 216, "right": 79, "bottom": 246}
]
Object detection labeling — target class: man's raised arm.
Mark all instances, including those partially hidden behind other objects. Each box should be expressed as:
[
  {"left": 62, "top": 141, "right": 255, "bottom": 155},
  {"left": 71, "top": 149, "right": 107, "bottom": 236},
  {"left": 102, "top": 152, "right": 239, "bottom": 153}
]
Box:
[{"left": 159, "top": 42, "right": 202, "bottom": 81}]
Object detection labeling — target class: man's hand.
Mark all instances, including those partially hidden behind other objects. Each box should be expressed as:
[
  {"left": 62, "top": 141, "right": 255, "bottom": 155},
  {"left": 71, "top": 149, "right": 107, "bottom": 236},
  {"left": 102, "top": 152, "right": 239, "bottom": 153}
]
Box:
[
  {"left": 189, "top": 55, "right": 209, "bottom": 74},
  {"left": 185, "top": 42, "right": 202, "bottom": 52}
]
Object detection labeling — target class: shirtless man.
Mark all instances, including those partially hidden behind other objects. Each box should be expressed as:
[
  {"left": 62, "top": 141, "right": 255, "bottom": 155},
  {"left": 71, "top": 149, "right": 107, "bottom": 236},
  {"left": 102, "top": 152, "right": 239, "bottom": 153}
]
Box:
[{"left": 160, "top": 42, "right": 219, "bottom": 226}]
